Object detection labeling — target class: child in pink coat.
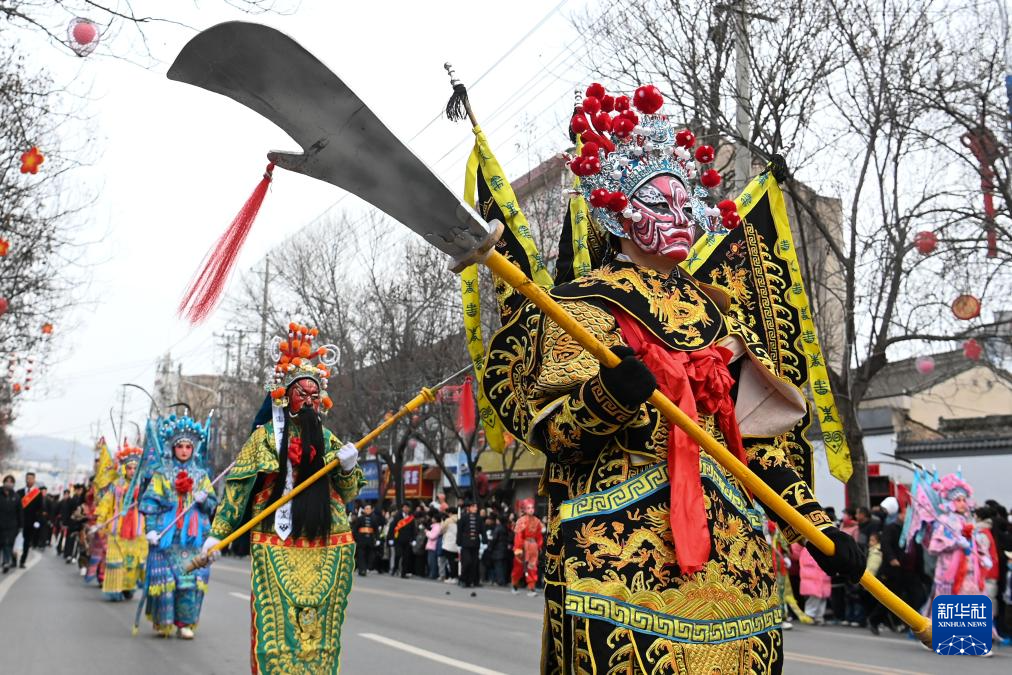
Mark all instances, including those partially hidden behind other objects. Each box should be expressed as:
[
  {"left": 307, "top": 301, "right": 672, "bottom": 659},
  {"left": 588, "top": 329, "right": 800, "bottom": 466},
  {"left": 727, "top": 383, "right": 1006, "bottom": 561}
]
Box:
[{"left": 799, "top": 543, "right": 832, "bottom": 624}]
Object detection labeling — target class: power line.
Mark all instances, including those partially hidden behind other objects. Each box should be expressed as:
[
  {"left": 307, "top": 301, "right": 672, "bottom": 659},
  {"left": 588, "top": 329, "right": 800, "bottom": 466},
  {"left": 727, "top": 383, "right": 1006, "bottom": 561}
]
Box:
[
  {"left": 256, "top": 0, "right": 579, "bottom": 247},
  {"left": 406, "top": 0, "right": 573, "bottom": 144}
]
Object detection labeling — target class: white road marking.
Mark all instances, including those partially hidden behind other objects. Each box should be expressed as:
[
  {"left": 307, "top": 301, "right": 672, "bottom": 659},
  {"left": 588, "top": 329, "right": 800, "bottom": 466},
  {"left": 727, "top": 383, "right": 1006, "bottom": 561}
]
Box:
[
  {"left": 785, "top": 651, "right": 930, "bottom": 675},
  {"left": 0, "top": 551, "right": 41, "bottom": 607},
  {"left": 229, "top": 591, "right": 249, "bottom": 601},
  {"left": 358, "top": 632, "right": 510, "bottom": 675}
]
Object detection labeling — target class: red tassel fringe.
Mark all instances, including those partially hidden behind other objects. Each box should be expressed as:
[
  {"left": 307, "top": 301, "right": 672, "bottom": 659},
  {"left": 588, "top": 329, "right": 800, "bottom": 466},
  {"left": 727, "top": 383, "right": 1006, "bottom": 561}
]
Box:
[
  {"left": 178, "top": 163, "right": 275, "bottom": 324},
  {"left": 457, "top": 376, "right": 476, "bottom": 435}
]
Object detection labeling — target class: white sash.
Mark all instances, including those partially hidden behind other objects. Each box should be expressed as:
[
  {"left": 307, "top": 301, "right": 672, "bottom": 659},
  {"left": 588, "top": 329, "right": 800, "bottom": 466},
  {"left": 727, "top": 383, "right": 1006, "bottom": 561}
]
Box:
[{"left": 271, "top": 405, "right": 294, "bottom": 541}]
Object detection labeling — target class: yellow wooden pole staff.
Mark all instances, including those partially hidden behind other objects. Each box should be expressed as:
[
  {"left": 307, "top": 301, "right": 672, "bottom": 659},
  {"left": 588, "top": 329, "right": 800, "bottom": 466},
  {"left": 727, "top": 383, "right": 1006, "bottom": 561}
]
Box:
[
  {"left": 481, "top": 249, "right": 932, "bottom": 644},
  {"left": 185, "top": 365, "right": 469, "bottom": 572}
]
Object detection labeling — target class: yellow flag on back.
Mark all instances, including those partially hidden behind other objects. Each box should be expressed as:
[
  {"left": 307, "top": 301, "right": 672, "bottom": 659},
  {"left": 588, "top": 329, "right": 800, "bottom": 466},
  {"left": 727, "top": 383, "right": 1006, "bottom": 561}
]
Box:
[
  {"left": 683, "top": 171, "right": 853, "bottom": 485},
  {"left": 94, "top": 437, "right": 118, "bottom": 491},
  {"left": 459, "top": 126, "right": 553, "bottom": 453}
]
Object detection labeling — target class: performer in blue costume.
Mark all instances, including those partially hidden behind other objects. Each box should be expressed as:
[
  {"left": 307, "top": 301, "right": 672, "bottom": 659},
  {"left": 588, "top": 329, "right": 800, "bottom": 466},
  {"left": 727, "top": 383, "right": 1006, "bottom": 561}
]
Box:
[{"left": 139, "top": 414, "right": 216, "bottom": 639}]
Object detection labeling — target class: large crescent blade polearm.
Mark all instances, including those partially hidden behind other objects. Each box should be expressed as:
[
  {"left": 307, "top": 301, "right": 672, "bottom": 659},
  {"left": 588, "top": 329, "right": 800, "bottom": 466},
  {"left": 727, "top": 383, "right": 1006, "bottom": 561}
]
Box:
[
  {"left": 167, "top": 22, "right": 930, "bottom": 643},
  {"left": 167, "top": 21, "right": 495, "bottom": 271}
]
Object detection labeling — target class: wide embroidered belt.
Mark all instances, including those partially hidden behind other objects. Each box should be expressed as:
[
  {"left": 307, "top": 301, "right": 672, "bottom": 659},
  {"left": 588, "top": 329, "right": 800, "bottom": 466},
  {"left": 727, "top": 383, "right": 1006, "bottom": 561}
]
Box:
[
  {"left": 560, "top": 457, "right": 764, "bottom": 531},
  {"left": 251, "top": 531, "right": 354, "bottom": 548},
  {"left": 565, "top": 590, "right": 783, "bottom": 644},
  {"left": 356, "top": 527, "right": 375, "bottom": 534}
]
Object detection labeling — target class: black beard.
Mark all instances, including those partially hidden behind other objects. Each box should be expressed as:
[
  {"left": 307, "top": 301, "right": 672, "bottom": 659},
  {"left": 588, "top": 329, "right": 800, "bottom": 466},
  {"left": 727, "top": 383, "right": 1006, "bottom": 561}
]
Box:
[{"left": 270, "top": 405, "right": 331, "bottom": 540}]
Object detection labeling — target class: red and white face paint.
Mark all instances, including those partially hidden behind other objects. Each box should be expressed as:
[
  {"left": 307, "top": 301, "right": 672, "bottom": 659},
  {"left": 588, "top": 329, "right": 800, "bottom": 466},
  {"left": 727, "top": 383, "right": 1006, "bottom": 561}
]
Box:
[
  {"left": 288, "top": 378, "right": 322, "bottom": 414},
  {"left": 625, "top": 174, "right": 697, "bottom": 261}
]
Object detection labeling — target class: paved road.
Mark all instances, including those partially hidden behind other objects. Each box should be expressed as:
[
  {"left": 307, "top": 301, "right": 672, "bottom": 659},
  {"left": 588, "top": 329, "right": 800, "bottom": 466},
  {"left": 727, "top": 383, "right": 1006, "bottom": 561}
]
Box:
[{"left": 1, "top": 549, "right": 1008, "bottom": 674}]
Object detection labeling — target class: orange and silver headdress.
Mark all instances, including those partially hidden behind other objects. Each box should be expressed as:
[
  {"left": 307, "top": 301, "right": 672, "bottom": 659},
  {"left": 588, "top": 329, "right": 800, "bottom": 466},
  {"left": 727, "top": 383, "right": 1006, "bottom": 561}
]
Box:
[
  {"left": 116, "top": 440, "right": 143, "bottom": 468},
  {"left": 265, "top": 322, "right": 337, "bottom": 410}
]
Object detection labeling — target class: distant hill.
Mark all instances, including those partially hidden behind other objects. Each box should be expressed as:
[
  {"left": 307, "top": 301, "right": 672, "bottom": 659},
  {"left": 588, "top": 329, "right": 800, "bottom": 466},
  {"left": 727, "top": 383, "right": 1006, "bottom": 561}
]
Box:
[{"left": 14, "top": 435, "right": 93, "bottom": 464}]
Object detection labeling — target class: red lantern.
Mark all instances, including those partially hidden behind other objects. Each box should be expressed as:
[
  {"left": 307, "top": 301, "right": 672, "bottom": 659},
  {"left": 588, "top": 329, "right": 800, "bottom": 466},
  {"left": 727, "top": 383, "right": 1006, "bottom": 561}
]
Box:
[
  {"left": 913, "top": 231, "right": 937, "bottom": 255},
  {"left": 0, "top": 298, "right": 7, "bottom": 315},
  {"left": 951, "top": 295, "right": 981, "bottom": 321},
  {"left": 0, "top": 238, "right": 9, "bottom": 256},
  {"left": 41, "top": 322, "right": 53, "bottom": 335},
  {"left": 68, "top": 18, "right": 100, "bottom": 57},
  {"left": 915, "top": 356, "right": 935, "bottom": 375},
  {"left": 962, "top": 338, "right": 982, "bottom": 361}
]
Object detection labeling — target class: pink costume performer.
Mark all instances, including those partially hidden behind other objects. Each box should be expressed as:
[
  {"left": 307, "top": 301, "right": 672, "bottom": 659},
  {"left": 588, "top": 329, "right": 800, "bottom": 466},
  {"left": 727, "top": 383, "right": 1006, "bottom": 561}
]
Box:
[{"left": 927, "top": 474, "right": 990, "bottom": 597}]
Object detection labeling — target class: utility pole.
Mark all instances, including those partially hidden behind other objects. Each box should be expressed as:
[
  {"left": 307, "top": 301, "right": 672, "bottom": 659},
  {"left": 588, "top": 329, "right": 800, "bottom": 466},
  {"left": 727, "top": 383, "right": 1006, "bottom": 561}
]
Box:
[
  {"left": 733, "top": 0, "right": 751, "bottom": 195},
  {"left": 117, "top": 386, "right": 127, "bottom": 449},
  {"left": 717, "top": 3, "right": 777, "bottom": 194}
]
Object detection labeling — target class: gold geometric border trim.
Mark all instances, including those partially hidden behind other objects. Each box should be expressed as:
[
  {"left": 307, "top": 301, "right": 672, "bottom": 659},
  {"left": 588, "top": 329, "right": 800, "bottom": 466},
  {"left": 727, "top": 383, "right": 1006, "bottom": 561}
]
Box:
[
  {"left": 559, "top": 464, "right": 667, "bottom": 521},
  {"left": 565, "top": 590, "right": 783, "bottom": 644},
  {"left": 698, "top": 455, "right": 765, "bottom": 532}
]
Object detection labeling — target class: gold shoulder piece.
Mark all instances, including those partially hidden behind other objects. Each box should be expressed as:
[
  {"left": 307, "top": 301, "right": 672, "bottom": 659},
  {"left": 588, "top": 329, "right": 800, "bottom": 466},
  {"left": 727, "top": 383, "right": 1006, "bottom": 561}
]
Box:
[
  {"left": 533, "top": 299, "right": 620, "bottom": 398},
  {"left": 229, "top": 425, "right": 279, "bottom": 480}
]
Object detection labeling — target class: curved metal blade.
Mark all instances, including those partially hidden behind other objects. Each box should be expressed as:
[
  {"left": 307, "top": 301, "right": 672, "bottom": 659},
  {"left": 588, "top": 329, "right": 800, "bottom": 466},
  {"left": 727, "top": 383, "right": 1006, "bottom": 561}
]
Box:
[{"left": 167, "top": 21, "right": 493, "bottom": 264}]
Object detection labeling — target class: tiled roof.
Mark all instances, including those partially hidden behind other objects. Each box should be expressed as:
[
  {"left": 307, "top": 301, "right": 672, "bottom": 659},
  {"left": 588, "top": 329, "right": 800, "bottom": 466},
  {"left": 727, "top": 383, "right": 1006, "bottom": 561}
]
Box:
[{"left": 897, "top": 435, "right": 1012, "bottom": 456}]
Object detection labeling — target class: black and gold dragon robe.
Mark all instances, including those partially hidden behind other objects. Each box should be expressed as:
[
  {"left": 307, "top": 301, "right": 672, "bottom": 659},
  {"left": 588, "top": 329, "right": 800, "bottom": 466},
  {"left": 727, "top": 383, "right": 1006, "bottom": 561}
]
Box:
[{"left": 483, "top": 260, "right": 835, "bottom": 674}]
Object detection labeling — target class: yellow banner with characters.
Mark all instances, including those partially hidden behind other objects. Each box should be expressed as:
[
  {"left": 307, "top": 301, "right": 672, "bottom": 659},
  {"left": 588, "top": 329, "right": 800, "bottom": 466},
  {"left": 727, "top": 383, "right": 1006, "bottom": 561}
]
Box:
[
  {"left": 684, "top": 172, "right": 853, "bottom": 484},
  {"left": 459, "top": 124, "right": 555, "bottom": 453}
]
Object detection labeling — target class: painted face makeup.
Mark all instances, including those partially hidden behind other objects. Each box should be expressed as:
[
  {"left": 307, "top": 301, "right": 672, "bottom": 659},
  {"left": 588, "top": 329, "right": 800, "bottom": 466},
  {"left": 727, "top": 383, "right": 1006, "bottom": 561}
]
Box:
[
  {"left": 626, "top": 174, "right": 697, "bottom": 261},
  {"left": 174, "top": 440, "right": 194, "bottom": 463},
  {"left": 288, "top": 378, "right": 322, "bottom": 414}
]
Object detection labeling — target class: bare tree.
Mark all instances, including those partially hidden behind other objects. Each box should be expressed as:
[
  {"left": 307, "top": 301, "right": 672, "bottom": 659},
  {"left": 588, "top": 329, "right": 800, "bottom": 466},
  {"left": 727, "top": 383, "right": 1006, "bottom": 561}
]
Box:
[
  {"left": 0, "top": 44, "right": 90, "bottom": 448},
  {"left": 227, "top": 215, "right": 471, "bottom": 503},
  {"left": 574, "top": 0, "right": 1011, "bottom": 506}
]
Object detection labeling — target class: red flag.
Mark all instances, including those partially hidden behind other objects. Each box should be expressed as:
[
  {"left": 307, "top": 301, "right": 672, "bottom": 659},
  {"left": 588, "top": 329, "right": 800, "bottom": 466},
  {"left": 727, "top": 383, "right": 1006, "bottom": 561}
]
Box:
[{"left": 456, "top": 376, "right": 476, "bottom": 434}]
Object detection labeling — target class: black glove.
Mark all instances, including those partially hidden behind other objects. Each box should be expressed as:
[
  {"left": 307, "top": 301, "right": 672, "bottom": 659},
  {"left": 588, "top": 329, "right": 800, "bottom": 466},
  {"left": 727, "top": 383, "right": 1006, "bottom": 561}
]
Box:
[
  {"left": 806, "top": 526, "right": 866, "bottom": 583},
  {"left": 597, "top": 346, "right": 657, "bottom": 411}
]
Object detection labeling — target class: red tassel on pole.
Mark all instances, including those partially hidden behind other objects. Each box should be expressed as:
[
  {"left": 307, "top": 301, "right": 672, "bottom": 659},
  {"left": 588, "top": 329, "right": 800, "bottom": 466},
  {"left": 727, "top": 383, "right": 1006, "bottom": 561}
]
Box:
[
  {"left": 178, "top": 163, "right": 275, "bottom": 324},
  {"left": 457, "top": 376, "right": 476, "bottom": 435}
]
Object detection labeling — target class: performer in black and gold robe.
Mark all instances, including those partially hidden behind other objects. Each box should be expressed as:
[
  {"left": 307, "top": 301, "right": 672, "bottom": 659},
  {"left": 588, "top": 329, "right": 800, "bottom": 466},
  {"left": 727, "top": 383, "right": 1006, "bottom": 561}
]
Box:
[{"left": 481, "top": 83, "right": 865, "bottom": 674}]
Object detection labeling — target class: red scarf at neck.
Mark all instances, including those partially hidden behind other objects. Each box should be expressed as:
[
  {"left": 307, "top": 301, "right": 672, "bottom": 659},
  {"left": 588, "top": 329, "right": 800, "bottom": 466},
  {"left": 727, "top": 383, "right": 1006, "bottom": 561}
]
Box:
[{"left": 612, "top": 309, "right": 747, "bottom": 575}]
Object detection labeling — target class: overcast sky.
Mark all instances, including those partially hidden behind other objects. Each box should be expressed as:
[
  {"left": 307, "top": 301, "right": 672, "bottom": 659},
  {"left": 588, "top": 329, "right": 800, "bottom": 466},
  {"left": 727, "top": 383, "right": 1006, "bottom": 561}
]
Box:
[{"left": 10, "top": 0, "right": 594, "bottom": 443}]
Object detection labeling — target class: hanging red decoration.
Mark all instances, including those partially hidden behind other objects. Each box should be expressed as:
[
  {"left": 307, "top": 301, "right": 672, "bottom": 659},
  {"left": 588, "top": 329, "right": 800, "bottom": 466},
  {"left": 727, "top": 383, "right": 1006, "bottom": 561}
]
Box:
[
  {"left": 456, "top": 376, "right": 476, "bottom": 435},
  {"left": 11, "top": 383, "right": 21, "bottom": 395},
  {"left": 915, "top": 356, "right": 936, "bottom": 375},
  {"left": 0, "top": 298, "right": 7, "bottom": 315},
  {"left": 0, "top": 238, "right": 9, "bottom": 256},
  {"left": 962, "top": 338, "right": 982, "bottom": 361},
  {"left": 41, "top": 322, "right": 53, "bottom": 334},
  {"left": 68, "top": 18, "right": 100, "bottom": 57},
  {"left": 20, "top": 147, "right": 44, "bottom": 174},
  {"left": 177, "top": 163, "right": 275, "bottom": 324},
  {"left": 951, "top": 294, "right": 981, "bottom": 321},
  {"left": 913, "top": 231, "right": 937, "bottom": 255}
]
